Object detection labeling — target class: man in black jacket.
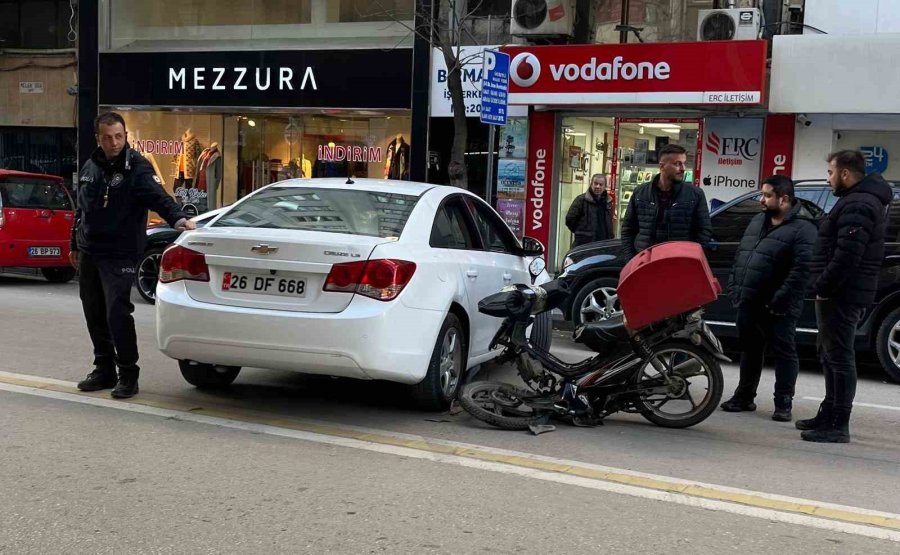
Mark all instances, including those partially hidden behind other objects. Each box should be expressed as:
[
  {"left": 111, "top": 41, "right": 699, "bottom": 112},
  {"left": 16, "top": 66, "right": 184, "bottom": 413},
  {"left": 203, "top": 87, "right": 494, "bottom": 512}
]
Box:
[
  {"left": 70, "top": 112, "right": 195, "bottom": 399},
  {"left": 798, "top": 151, "right": 892, "bottom": 443},
  {"left": 620, "top": 144, "right": 711, "bottom": 259},
  {"left": 566, "top": 173, "right": 614, "bottom": 247},
  {"left": 720, "top": 176, "right": 817, "bottom": 421}
]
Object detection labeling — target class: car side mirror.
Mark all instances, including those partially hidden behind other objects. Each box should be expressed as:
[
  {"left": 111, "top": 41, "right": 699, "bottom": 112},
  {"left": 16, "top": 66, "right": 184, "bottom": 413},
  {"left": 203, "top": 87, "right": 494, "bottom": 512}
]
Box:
[{"left": 520, "top": 236, "right": 545, "bottom": 257}]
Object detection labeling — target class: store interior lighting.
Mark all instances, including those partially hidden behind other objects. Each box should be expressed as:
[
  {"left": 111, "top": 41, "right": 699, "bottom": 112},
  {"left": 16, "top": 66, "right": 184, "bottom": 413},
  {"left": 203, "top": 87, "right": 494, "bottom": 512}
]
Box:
[
  {"left": 639, "top": 123, "right": 682, "bottom": 129},
  {"left": 247, "top": 119, "right": 256, "bottom": 127}
]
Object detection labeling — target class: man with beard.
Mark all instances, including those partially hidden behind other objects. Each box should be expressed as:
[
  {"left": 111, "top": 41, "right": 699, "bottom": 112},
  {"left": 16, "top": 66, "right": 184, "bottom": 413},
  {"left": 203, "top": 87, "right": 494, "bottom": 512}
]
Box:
[
  {"left": 566, "top": 173, "right": 614, "bottom": 247},
  {"left": 720, "top": 175, "right": 817, "bottom": 421},
  {"left": 621, "top": 143, "right": 711, "bottom": 260},
  {"left": 798, "top": 150, "right": 892, "bottom": 443}
]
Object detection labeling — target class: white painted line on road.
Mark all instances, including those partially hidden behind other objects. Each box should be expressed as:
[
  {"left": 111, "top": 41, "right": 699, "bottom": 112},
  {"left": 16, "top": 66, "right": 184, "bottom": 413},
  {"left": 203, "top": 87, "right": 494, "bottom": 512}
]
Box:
[
  {"left": 1, "top": 376, "right": 900, "bottom": 542},
  {"left": 802, "top": 397, "right": 900, "bottom": 412}
]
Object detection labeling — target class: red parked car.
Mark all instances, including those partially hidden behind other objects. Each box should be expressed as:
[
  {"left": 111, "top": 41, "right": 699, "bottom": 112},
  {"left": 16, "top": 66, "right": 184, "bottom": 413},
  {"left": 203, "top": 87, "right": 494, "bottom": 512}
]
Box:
[{"left": 0, "top": 169, "right": 77, "bottom": 283}]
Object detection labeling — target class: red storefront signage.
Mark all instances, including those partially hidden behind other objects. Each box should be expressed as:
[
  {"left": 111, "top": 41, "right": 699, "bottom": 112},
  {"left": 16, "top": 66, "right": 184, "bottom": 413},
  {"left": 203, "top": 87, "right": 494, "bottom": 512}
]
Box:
[
  {"left": 524, "top": 110, "right": 555, "bottom": 250},
  {"left": 760, "top": 114, "right": 796, "bottom": 178},
  {"left": 503, "top": 41, "right": 767, "bottom": 106}
]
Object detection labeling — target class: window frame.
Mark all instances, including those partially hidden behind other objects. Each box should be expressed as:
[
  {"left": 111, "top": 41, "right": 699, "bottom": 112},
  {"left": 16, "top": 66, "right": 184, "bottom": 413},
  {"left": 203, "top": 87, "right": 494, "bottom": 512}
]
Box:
[
  {"left": 0, "top": 0, "right": 72, "bottom": 49},
  {"left": 428, "top": 194, "right": 480, "bottom": 251},
  {"left": 462, "top": 196, "right": 522, "bottom": 256}
]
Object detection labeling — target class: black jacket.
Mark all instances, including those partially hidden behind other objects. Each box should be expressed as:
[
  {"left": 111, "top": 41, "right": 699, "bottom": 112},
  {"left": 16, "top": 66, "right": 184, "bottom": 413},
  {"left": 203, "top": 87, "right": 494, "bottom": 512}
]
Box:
[
  {"left": 727, "top": 200, "right": 818, "bottom": 317},
  {"left": 620, "top": 175, "right": 712, "bottom": 259},
  {"left": 812, "top": 174, "right": 893, "bottom": 305},
  {"left": 71, "top": 145, "right": 186, "bottom": 259},
  {"left": 566, "top": 190, "right": 614, "bottom": 247}
]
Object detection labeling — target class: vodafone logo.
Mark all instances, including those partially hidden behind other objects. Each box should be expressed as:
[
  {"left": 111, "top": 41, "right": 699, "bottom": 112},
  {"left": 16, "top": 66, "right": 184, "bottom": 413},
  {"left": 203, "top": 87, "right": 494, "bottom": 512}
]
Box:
[{"left": 510, "top": 52, "right": 541, "bottom": 88}]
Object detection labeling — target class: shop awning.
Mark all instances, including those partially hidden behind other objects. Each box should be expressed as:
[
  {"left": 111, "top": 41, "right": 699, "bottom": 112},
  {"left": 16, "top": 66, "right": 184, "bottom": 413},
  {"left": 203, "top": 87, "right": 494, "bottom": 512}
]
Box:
[{"left": 770, "top": 33, "right": 900, "bottom": 114}]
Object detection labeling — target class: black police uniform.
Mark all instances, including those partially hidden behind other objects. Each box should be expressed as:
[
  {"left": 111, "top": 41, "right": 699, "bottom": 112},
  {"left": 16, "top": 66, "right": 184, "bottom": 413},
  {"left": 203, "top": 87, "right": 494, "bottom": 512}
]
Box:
[{"left": 71, "top": 145, "right": 186, "bottom": 392}]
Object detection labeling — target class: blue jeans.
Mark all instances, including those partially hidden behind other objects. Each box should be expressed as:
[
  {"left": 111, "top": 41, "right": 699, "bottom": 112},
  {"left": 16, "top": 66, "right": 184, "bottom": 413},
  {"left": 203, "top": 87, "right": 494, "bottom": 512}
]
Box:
[{"left": 815, "top": 299, "right": 865, "bottom": 413}]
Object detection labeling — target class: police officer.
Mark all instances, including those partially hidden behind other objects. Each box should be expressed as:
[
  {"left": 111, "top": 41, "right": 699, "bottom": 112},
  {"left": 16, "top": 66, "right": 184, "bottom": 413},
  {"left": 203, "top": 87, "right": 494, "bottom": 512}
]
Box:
[{"left": 70, "top": 112, "right": 195, "bottom": 398}]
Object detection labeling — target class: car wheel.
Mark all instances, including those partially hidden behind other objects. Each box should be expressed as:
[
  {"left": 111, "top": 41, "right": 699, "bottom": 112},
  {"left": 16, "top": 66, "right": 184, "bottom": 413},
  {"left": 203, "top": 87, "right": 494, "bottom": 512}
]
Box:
[
  {"left": 409, "top": 313, "right": 466, "bottom": 411},
  {"left": 40, "top": 266, "right": 76, "bottom": 283},
  {"left": 178, "top": 360, "right": 241, "bottom": 389},
  {"left": 529, "top": 311, "right": 553, "bottom": 352},
  {"left": 875, "top": 306, "right": 900, "bottom": 383},
  {"left": 136, "top": 247, "right": 164, "bottom": 304},
  {"left": 571, "top": 277, "right": 622, "bottom": 327}
]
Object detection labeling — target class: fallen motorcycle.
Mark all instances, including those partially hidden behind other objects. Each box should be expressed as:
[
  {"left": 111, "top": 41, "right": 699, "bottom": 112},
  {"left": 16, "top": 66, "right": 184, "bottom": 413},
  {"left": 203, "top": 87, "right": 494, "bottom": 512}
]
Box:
[{"left": 459, "top": 241, "right": 728, "bottom": 430}]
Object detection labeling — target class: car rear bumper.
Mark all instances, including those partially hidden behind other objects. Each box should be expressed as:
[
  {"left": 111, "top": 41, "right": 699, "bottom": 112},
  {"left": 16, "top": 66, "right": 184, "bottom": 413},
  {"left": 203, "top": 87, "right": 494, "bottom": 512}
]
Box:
[{"left": 155, "top": 282, "right": 445, "bottom": 384}]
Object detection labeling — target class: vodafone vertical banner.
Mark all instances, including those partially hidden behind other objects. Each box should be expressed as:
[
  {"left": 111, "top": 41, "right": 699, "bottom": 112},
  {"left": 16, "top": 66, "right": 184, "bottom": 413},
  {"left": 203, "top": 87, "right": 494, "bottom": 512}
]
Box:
[
  {"left": 503, "top": 41, "right": 766, "bottom": 106},
  {"left": 701, "top": 118, "right": 764, "bottom": 206},
  {"left": 761, "top": 114, "right": 796, "bottom": 178},
  {"left": 525, "top": 111, "right": 555, "bottom": 250}
]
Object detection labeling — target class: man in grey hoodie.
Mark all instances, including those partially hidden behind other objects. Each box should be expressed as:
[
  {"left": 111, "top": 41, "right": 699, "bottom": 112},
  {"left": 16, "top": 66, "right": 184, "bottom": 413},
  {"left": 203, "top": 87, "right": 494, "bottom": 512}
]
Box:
[{"left": 798, "top": 150, "right": 893, "bottom": 443}]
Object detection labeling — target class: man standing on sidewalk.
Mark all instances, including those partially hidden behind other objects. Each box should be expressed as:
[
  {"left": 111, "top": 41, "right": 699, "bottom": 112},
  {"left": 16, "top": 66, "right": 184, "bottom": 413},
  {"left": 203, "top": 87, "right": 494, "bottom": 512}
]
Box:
[
  {"left": 798, "top": 150, "right": 892, "bottom": 443},
  {"left": 620, "top": 144, "right": 711, "bottom": 260},
  {"left": 720, "top": 175, "right": 817, "bottom": 421},
  {"left": 70, "top": 112, "right": 194, "bottom": 399},
  {"left": 566, "top": 173, "right": 614, "bottom": 247}
]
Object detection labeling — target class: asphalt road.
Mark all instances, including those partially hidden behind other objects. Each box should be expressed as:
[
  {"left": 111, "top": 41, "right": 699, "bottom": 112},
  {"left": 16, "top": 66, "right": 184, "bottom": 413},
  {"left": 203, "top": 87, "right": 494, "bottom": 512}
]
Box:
[{"left": 2, "top": 273, "right": 899, "bottom": 553}]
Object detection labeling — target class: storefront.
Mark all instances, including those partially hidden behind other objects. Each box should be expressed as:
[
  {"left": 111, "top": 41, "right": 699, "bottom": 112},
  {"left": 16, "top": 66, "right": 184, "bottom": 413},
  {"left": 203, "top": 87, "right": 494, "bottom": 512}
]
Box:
[
  {"left": 771, "top": 33, "right": 900, "bottom": 182},
  {"left": 501, "top": 40, "right": 769, "bottom": 270},
  {"left": 97, "top": 48, "right": 415, "bottom": 214}
]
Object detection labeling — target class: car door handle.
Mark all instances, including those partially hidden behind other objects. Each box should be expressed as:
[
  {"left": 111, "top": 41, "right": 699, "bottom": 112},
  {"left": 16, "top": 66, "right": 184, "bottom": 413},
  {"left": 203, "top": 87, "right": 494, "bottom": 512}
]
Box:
[
  {"left": 502, "top": 272, "right": 512, "bottom": 282},
  {"left": 466, "top": 269, "right": 478, "bottom": 278}
]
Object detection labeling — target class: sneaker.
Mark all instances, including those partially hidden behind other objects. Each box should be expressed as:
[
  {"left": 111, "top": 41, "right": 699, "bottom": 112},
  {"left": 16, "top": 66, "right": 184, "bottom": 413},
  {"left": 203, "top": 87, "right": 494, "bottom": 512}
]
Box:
[
  {"left": 720, "top": 397, "right": 757, "bottom": 412},
  {"left": 772, "top": 407, "right": 792, "bottom": 422},
  {"left": 77, "top": 369, "right": 118, "bottom": 392},
  {"left": 111, "top": 375, "right": 139, "bottom": 399}
]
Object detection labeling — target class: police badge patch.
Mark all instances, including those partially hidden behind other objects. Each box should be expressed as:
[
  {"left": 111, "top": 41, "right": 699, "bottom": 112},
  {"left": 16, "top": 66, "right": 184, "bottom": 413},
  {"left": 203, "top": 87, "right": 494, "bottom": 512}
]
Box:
[{"left": 110, "top": 173, "right": 124, "bottom": 188}]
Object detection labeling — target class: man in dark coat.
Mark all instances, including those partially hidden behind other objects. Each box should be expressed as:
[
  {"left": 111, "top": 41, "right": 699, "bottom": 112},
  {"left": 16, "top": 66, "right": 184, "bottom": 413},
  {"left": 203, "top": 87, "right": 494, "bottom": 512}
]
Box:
[
  {"left": 620, "top": 143, "right": 711, "bottom": 259},
  {"left": 70, "top": 112, "right": 195, "bottom": 399},
  {"left": 720, "top": 175, "right": 817, "bottom": 421},
  {"left": 798, "top": 151, "right": 892, "bottom": 443},
  {"left": 566, "top": 173, "right": 614, "bottom": 247}
]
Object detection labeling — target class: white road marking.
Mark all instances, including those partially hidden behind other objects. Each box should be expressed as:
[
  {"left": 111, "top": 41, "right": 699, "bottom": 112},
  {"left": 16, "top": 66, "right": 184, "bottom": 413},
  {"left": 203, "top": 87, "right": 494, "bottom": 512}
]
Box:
[
  {"left": 0, "top": 376, "right": 899, "bottom": 542},
  {"left": 802, "top": 397, "right": 900, "bottom": 412}
]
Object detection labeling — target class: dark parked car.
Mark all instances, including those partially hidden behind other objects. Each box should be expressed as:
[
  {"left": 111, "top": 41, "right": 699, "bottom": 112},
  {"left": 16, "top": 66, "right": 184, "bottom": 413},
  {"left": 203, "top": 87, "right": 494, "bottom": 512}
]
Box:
[
  {"left": 137, "top": 207, "right": 227, "bottom": 303},
  {"left": 559, "top": 181, "right": 900, "bottom": 382}
]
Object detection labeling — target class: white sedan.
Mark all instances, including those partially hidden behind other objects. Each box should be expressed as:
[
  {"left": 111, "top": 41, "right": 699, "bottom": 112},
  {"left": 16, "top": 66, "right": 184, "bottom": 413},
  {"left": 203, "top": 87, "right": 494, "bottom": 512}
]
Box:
[{"left": 156, "top": 178, "right": 551, "bottom": 410}]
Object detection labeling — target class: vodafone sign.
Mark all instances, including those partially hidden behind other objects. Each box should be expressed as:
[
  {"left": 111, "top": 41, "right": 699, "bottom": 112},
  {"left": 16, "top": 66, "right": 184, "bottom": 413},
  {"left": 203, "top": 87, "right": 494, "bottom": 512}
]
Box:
[{"left": 503, "top": 41, "right": 766, "bottom": 106}]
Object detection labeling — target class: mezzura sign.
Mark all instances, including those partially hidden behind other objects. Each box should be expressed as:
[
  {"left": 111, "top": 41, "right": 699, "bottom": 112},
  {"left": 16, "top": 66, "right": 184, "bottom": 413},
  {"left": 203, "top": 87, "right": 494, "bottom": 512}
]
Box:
[{"left": 99, "top": 50, "right": 412, "bottom": 109}]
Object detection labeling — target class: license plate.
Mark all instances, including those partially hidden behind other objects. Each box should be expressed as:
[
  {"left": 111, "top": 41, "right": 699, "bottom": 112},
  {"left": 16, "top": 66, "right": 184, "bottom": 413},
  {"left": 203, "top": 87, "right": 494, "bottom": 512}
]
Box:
[
  {"left": 221, "top": 272, "right": 306, "bottom": 298},
  {"left": 28, "top": 246, "right": 61, "bottom": 257}
]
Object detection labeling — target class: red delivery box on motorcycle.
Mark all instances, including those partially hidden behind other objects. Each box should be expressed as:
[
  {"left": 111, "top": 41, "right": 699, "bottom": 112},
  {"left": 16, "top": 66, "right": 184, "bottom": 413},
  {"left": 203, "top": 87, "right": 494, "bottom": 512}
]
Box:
[{"left": 618, "top": 241, "right": 721, "bottom": 330}]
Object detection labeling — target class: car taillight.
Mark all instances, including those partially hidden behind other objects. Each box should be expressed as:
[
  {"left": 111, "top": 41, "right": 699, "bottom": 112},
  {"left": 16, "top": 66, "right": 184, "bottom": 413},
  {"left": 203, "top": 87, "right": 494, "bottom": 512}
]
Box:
[
  {"left": 159, "top": 245, "right": 210, "bottom": 283},
  {"left": 324, "top": 259, "right": 416, "bottom": 301}
]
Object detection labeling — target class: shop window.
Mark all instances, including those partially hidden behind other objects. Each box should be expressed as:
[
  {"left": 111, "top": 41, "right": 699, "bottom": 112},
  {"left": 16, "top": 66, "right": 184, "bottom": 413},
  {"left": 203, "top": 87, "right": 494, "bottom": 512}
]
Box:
[
  {"left": 328, "top": 0, "right": 414, "bottom": 22},
  {"left": 0, "top": 0, "right": 73, "bottom": 49},
  {"left": 468, "top": 0, "right": 511, "bottom": 17}
]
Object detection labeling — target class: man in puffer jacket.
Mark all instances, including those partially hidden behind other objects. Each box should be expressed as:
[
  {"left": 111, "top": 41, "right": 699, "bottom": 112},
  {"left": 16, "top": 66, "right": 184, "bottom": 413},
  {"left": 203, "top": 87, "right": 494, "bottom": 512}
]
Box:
[
  {"left": 798, "top": 151, "right": 893, "bottom": 443},
  {"left": 620, "top": 144, "right": 711, "bottom": 260},
  {"left": 720, "top": 175, "right": 817, "bottom": 422}
]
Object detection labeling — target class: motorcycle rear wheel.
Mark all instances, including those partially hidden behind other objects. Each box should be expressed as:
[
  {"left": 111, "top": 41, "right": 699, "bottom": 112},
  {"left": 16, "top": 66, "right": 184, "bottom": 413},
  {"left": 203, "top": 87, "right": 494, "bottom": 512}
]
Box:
[
  {"left": 459, "top": 381, "right": 552, "bottom": 430},
  {"left": 635, "top": 342, "right": 723, "bottom": 429}
]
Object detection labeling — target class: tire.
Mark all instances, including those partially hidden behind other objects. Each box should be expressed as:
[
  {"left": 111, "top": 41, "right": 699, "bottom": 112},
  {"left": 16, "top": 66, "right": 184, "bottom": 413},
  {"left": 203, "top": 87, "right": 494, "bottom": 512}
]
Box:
[
  {"left": 875, "top": 306, "right": 900, "bottom": 383},
  {"left": 571, "top": 277, "right": 622, "bottom": 327},
  {"left": 409, "top": 313, "right": 467, "bottom": 411},
  {"left": 529, "top": 311, "right": 553, "bottom": 352},
  {"left": 459, "top": 381, "right": 551, "bottom": 430},
  {"left": 178, "top": 360, "right": 241, "bottom": 389},
  {"left": 136, "top": 247, "right": 165, "bottom": 304},
  {"left": 635, "top": 342, "right": 724, "bottom": 429},
  {"left": 41, "top": 266, "right": 76, "bottom": 283}
]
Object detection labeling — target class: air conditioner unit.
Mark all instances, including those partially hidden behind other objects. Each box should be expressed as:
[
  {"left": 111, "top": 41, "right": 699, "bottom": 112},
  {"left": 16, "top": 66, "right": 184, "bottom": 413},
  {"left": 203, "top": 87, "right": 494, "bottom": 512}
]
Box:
[
  {"left": 510, "top": 0, "right": 575, "bottom": 37},
  {"left": 697, "top": 8, "right": 761, "bottom": 41}
]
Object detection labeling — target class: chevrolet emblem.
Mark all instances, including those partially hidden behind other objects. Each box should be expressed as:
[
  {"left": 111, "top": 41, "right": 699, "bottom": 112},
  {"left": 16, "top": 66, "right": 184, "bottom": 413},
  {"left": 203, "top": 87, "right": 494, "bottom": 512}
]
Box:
[{"left": 251, "top": 244, "right": 278, "bottom": 255}]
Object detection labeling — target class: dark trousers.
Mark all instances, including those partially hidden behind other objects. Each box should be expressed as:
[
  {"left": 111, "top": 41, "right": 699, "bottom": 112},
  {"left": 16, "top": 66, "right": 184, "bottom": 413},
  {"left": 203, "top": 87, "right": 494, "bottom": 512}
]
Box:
[
  {"left": 734, "top": 305, "right": 800, "bottom": 405},
  {"left": 816, "top": 299, "right": 865, "bottom": 413},
  {"left": 79, "top": 253, "right": 140, "bottom": 373}
]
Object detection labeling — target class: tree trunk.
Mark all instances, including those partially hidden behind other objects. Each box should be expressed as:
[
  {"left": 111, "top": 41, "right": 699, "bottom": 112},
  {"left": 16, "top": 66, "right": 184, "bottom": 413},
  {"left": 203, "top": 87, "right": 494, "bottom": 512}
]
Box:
[{"left": 435, "top": 30, "right": 468, "bottom": 189}]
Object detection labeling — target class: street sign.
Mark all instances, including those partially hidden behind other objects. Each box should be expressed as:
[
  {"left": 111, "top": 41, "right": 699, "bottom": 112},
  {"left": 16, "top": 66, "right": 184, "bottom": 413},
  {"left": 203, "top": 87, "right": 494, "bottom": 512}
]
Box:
[{"left": 480, "top": 50, "right": 510, "bottom": 126}]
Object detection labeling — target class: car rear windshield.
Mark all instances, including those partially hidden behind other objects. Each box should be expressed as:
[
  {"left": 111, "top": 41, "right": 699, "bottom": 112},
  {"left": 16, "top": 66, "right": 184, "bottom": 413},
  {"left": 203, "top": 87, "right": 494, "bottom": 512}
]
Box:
[
  {"left": 0, "top": 178, "right": 72, "bottom": 210},
  {"left": 212, "top": 187, "right": 420, "bottom": 238}
]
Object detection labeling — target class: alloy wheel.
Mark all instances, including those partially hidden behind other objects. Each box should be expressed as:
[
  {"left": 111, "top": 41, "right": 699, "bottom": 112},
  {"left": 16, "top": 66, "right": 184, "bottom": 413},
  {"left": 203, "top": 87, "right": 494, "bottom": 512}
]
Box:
[
  {"left": 580, "top": 286, "right": 623, "bottom": 323},
  {"left": 887, "top": 319, "right": 900, "bottom": 369},
  {"left": 439, "top": 328, "right": 463, "bottom": 397},
  {"left": 138, "top": 252, "right": 162, "bottom": 301}
]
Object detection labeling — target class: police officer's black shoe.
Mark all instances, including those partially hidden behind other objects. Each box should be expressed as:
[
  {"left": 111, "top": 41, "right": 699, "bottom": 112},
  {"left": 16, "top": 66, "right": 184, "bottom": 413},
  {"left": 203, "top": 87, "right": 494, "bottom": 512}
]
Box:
[
  {"left": 77, "top": 369, "right": 118, "bottom": 391},
  {"left": 772, "top": 395, "right": 792, "bottom": 422},
  {"left": 110, "top": 373, "right": 138, "bottom": 399},
  {"left": 720, "top": 397, "right": 756, "bottom": 412},
  {"left": 795, "top": 402, "right": 832, "bottom": 431}
]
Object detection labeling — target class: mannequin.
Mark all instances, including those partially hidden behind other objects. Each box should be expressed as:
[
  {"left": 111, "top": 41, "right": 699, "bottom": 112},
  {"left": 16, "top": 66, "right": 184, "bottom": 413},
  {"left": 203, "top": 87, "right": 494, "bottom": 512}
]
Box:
[
  {"left": 384, "top": 133, "right": 410, "bottom": 180},
  {"left": 195, "top": 142, "right": 222, "bottom": 211}
]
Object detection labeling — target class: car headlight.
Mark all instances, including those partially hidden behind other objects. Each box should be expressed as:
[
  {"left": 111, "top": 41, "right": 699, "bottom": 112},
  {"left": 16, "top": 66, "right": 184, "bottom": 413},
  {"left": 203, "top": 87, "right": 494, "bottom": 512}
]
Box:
[{"left": 562, "top": 256, "right": 574, "bottom": 270}]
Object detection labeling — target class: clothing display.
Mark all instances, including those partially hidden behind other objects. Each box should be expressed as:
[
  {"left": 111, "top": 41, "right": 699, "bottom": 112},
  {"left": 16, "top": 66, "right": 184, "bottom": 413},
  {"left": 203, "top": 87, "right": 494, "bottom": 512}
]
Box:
[
  {"left": 384, "top": 134, "right": 410, "bottom": 180},
  {"left": 174, "top": 129, "right": 202, "bottom": 180}
]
